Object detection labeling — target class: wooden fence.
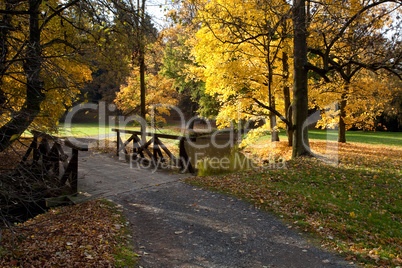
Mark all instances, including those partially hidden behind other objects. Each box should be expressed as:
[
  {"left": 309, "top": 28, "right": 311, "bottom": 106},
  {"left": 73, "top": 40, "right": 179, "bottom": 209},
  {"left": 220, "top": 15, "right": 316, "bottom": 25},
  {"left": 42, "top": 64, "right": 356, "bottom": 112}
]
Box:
[
  {"left": 20, "top": 130, "right": 88, "bottom": 194},
  {"left": 112, "top": 129, "right": 195, "bottom": 173}
]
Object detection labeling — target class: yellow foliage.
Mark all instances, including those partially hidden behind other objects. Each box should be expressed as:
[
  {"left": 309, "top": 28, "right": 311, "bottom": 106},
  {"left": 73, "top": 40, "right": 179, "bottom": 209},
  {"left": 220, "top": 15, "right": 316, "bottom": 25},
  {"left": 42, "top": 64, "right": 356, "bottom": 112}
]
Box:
[
  {"left": 0, "top": 0, "right": 92, "bottom": 133},
  {"left": 310, "top": 70, "right": 399, "bottom": 131},
  {"left": 114, "top": 67, "right": 178, "bottom": 123},
  {"left": 190, "top": 0, "right": 292, "bottom": 129}
]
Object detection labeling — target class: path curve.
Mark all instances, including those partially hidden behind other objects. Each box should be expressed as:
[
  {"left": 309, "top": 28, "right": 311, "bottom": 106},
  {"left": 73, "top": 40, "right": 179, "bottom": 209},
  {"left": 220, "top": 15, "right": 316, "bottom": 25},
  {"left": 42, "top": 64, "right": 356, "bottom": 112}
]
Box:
[{"left": 75, "top": 143, "right": 353, "bottom": 267}]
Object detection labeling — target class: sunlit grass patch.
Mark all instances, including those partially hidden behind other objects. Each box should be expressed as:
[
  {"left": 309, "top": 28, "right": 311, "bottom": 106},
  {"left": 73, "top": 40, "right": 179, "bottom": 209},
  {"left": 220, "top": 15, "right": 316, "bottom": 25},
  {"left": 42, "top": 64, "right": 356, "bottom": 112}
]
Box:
[
  {"left": 54, "top": 123, "right": 185, "bottom": 138},
  {"left": 186, "top": 143, "right": 402, "bottom": 267},
  {"left": 256, "top": 130, "right": 402, "bottom": 147}
]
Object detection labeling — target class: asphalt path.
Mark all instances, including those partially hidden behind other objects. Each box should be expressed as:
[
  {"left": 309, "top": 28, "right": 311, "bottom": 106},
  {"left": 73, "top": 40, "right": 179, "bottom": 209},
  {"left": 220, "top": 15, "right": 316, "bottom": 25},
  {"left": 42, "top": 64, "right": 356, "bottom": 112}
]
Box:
[{"left": 75, "top": 139, "right": 353, "bottom": 268}]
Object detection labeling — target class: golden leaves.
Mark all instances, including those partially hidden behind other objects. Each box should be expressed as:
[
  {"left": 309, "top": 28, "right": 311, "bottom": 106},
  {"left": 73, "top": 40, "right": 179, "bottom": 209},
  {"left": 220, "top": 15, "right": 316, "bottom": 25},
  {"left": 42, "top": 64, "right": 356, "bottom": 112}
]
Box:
[
  {"left": 0, "top": 200, "right": 131, "bottom": 267},
  {"left": 115, "top": 68, "right": 178, "bottom": 123}
]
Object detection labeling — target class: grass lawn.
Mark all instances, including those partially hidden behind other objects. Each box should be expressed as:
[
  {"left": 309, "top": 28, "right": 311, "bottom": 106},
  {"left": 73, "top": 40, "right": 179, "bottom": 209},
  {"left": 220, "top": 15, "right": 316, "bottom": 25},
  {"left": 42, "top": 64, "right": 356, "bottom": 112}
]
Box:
[
  {"left": 261, "top": 129, "right": 402, "bottom": 147},
  {"left": 186, "top": 140, "right": 402, "bottom": 267},
  {"left": 48, "top": 123, "right": 402, "bottom": 148},
  {"left": 53, "top": 123, "right": 184, "bottom": 138}
]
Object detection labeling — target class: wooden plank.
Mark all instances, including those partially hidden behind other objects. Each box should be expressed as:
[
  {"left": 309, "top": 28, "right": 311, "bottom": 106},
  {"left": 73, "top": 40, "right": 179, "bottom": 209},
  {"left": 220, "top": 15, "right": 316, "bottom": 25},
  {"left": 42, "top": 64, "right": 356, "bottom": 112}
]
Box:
[
  {"left": 49, "top": 144, "right": 60, "bottom": 176},
  {"left": 63, "top": 139, "right": 88, "bottom": 151},
  {"left": 39, "top": 138, "right": 51, "bottom": 170},
  {"left": 153, "top": 138, "right": 164, "bottom": 162},
  {"left": 179, "top": 138, "right": 194, "bottom": 173},
  {"left": 59, "top": 147, "right": 78, "bottom": 193},
  {"left": 70, "top": 149, "right": 78, "bottom": 194},
  {"left": 53, "top": 142, "right": 69, "bottom": 170},
  {"left": 30, "top": 130, "right": 88, "bottom": 151},
  {"left": 21, "top": 136, "right": 37, "bottom": 164},
  {"left": 113, "top": 129, "right": 197, "bottom": 173},
  {"left": 137, "top": 137, "right": 155, "bottom": 160},
  {"left": 112, "top": 129, "right": 185, "bottom": 140},
  {"left": 116, "top": 133, "right": 129, "bottom": 155},
  {"left": 60, "top": 157, "right": 74, "bottom": 186},
  {"left": 121, "top": 135, "right": 136, "bottom": 153},
  {"left": 116, "top": 131, "right": 120, "bottom": 156},
  {"left": 132, "top": 135, "right": 145, "bottom": 158},
  {"left": 155, "top": 138, "right": 178, "bottom": 164}
]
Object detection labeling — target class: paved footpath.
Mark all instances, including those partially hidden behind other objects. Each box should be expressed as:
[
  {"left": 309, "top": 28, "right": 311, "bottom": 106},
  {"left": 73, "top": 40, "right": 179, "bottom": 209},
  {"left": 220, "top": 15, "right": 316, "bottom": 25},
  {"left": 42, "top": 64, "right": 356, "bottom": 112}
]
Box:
[{"left": 76, "top": 144, "right": 353, "bottom": 268}]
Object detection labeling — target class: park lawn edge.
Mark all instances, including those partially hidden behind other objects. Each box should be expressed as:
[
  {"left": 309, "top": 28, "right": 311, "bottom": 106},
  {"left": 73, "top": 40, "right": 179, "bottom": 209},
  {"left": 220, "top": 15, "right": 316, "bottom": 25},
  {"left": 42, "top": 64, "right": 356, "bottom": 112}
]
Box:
[
  {"left": 184, "top": 154, "right": 401, "bottom": 267},
  {"left": 0, "top": 199, "right": 138, "bottom": 267}
]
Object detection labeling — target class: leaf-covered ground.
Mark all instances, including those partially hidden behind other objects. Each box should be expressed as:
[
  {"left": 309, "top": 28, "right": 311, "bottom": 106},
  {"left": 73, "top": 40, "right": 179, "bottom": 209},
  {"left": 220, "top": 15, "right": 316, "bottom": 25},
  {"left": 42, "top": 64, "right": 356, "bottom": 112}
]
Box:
[
  {"left": 186, "top": 141, "right": 402, "bottom": 267},
  {"left": 0, "top": 199, "right": 137, "bottom": 267}
]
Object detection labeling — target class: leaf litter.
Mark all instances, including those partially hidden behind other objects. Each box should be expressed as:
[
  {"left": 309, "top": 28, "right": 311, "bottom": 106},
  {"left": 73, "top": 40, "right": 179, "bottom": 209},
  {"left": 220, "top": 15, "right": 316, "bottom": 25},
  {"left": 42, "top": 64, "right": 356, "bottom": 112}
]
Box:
[{"left": 0, "top": 199, "right": 136, "bottom": 267}]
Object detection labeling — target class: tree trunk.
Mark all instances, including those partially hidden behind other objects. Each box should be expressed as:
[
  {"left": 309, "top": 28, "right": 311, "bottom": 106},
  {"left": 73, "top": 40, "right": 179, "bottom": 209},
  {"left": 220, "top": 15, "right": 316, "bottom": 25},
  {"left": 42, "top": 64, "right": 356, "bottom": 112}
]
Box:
[
  {"left": 0, "top": 0, "right": 13, "bottom": 108},
  {"left": 0, "top": 0, "right": 45, "bottom": 152},
  {"left": 339, "top": 65, "right": 350, "bottom": 143},
  {"left": 139, "top": 0, "right": 146, "bottom": 135},
  {"left": 268, "top": 63, "right": 279, "bottom": 142},
  {"left": 270, "top": 112, "right": 280, "bottom": 141},
  {"left": 282, "top": 51, "right": 293, "bottom": 146},
  {"left": 338, "top": 93, "right": 347, "bottom": 143},
  {"left": 292, "top": 0, "right": 310, "bottom": 157}
]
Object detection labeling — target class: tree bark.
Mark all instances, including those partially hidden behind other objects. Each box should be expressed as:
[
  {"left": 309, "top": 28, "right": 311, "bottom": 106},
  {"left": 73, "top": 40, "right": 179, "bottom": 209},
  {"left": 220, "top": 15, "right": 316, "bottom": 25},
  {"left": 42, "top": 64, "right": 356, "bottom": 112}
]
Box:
[
  {"left": 0, "top": 0, "right": 14, "bottom": 108},
  {"left": 139, "top": 0, "right": 146, "bottom": 135},
  {"left": 338, "top": 64, "right": 351, "bottom": 143},
  {"left": 338, "top": 92, "right": 347, "bottom": 143},
  {"left": 292, "top": 0, "right": 310, "bottom": 157},
  {"left": 282, "top": 51, "right": 293, "bottom": 146},
  {"left": 0, "top": 0, "right": 45, "bottom": 152},
  {"left": 268, "top": 69, "right": 279, "bottom": 142},
  {"left": 270, "top": 105, "right": 280, "bottom": 141}
]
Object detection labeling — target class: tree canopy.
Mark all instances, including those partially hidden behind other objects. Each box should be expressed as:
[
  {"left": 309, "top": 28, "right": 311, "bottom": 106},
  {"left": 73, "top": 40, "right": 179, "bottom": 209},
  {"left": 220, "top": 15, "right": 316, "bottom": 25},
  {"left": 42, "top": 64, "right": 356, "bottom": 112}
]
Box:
[{"left": 0, "top": 0, "right": 401, "bottom": 157}]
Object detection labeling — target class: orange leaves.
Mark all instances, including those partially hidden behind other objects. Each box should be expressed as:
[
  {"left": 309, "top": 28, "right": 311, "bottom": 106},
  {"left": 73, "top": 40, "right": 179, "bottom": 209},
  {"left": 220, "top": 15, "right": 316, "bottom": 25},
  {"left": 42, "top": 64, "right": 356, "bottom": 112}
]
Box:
[
  {"left": 115, "top": 67, "right": 178, "bottom": 123},
  {"left": 0, "top": 200, "right": 130, "bottom": 267}
]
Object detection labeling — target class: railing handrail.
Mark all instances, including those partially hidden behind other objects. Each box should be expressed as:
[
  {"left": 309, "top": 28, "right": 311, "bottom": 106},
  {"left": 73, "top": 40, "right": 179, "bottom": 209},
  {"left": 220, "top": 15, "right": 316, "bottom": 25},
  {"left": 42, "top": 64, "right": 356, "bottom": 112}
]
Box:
[
  {"left": 113, "top": 128, "right": 195, "bottom": 173},
  {"left": 112, "top": 128, "right": 187, "bottom": 140},
  {"left": 31, "top": 130, "right": 88, "bottom": 151}
]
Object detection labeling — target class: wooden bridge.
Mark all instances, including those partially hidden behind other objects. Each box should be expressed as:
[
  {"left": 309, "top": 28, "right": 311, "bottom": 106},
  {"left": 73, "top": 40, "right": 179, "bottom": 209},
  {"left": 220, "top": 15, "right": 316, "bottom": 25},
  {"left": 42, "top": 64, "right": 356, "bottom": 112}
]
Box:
[
  {"left": 21, "top": 130, "right": 88, "bottom": 194},
  {"left": 112, "top": 129, "right": 195, "bottom": 173}
]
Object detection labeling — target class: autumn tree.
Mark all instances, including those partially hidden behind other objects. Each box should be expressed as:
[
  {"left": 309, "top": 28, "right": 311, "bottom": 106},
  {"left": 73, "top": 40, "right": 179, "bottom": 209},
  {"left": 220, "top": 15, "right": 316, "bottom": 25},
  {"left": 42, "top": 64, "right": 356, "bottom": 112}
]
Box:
[
  {"left": 0, "top": 0, "right": 92, "bottom": 152},
  {"left": 115, "top": 67, "right": 178, "bottom": 123},
  {"left": 310, "top": 70, "right": 401, "bottom": 132},
  {"left": 114, "top": 40, "right": 179, "bottom": 123},
  {"left": 292, "top": 0, "right": 310, "bottom": 156},
  {"left": 306, "top": 0, "right": 402, "bottom": 142},
  {"left": 190, "top": 0, "right": 293, "bottom": 143},
  {"left": 79, "top": 0, "right": 157, "bottom": 104},
  {"left": 160, "top": 3, "right": 219, "bottom": 121}
]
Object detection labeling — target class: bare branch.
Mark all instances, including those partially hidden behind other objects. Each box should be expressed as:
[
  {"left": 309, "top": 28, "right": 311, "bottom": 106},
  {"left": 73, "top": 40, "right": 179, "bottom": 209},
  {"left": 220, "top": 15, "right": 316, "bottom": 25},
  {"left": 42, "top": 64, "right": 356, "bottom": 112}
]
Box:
[{"left": 252, "top": 98, "right": 291, "bottom": 127}]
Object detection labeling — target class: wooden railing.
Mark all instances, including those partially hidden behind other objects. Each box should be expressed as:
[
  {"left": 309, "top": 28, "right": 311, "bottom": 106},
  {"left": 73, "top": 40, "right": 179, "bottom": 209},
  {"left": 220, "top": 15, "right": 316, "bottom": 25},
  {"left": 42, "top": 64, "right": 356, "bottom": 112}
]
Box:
[
  {"left": 112, "top": 129, "right": 195, "bottom": 173},
  {"left": 20, "top": 130, "right": 88, "bottom": 194}
]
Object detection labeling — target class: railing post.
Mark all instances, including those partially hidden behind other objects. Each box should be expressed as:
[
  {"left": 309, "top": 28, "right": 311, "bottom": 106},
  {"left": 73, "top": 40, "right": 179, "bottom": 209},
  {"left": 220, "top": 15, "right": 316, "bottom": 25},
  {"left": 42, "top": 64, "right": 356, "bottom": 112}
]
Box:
[
  {"left": 70, "top": 148, "right": 78, "bottom": 194},
  {"left": 116, "top": 130, "right": 120, "bottom": 156},
  {"left": 179, "top": 137, "right": 194, "bottom": 173},
  {"left": 112, "top": 129, "right": 196, "bottom": 173}
]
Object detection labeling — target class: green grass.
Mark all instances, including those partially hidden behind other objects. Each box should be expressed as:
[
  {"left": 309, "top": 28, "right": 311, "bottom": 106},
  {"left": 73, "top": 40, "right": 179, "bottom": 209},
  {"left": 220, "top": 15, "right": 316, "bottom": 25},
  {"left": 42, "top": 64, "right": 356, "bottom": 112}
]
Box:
[
  {"left": 56, "top": 123, "right": 118, "bottom": 137},
  {"left": 259, "top": 129, "right": 402, "bottom": 147},
  {"left": 185, "top": 143, "right": 402, "bottom": 267},
  {"left": 54, "top": 123, "right": 184, "bottom": 138},
  {"left": 27, "top": 123, "right": 402, "bottom": 147}
]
